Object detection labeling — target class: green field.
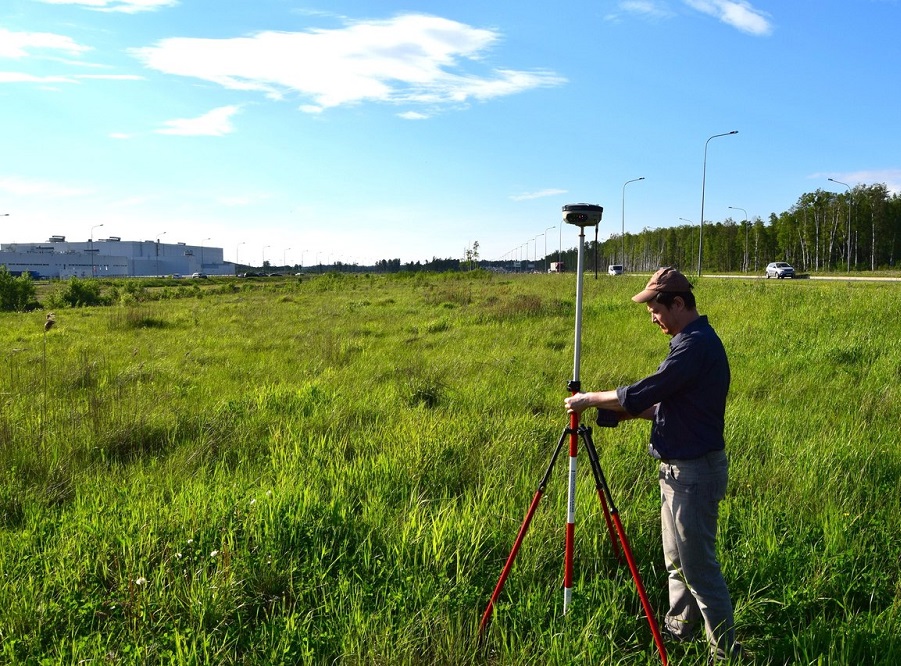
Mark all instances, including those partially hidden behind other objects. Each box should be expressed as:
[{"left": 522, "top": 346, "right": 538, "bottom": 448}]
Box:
[{"left": 1, "top": 272, "right": 899, "bottom": 664}]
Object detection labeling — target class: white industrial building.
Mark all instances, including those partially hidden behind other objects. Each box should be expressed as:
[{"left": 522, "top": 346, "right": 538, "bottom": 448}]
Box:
[{"left": 0, "top": 236, "right": 234, "bottom": 278}]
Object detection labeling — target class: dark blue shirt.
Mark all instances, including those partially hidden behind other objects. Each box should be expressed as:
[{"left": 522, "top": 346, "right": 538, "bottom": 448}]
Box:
[{"left": 616, "top": 315, "right": 730, "bottom": 460}]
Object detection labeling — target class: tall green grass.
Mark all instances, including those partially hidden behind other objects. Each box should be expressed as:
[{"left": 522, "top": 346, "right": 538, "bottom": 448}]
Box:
[{"left": 1, "top": 272, "right": 899, "bottom": 664}]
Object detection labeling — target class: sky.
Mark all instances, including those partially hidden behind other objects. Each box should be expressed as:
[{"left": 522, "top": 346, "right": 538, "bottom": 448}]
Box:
[{"left": 1, "top": 0, "right": 900, "bottom": 267}]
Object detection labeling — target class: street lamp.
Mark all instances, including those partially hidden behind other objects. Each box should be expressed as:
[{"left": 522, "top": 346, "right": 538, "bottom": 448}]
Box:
[
  {"left": 156, "top": 231, "right": 167, "bottom": 277},
  {"left": 698, "top": 131, "right": 738, "bottom": 276},
  {"left": 300, "top": 249, "right": 308, "bottom": 270},
  {"left": 544, "top": 225, "right": 555, "bottom": 272},
  {"left": 262, "top": 245, "right": 271, "bottom": 269},
  {"left": 622, "top": 177, "right": 645, "bottom": 268},
  {"left": 90, "top": 223, "right": 104, "bottom": 278},
  {"left": 283, "top": 247, "right": 291, "bottom": 270},
  {"left": 728, "top": 207, "right": 748, "bottom": 272},
  {"left": 200, "top": 237, "right": 211, "bottom": 272},
  {"left": 828, "top": 178, "right": 852, "bottom": 272},
  {"left": 236, "top": 241, "right": 245, "bottom": 266}
]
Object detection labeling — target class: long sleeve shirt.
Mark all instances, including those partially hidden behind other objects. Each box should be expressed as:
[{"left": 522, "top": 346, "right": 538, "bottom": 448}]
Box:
[{"left": 616, "top": 315, "right": 730, "bottom": 461}]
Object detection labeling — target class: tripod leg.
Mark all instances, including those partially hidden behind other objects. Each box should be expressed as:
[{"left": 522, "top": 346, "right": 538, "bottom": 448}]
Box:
[
  {"left": 579, "top": 425, "right": 623, "bottom": 563},
  {"left": 580, "top": 426, "right": 669, "bottom": 666},
  {"left": 479, "top": 427, "right": 568, "bottom": 638}
]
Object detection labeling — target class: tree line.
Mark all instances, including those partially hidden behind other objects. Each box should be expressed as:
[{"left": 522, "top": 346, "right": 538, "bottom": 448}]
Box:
[{"left": 485, "top": 183, "right": 901, "bottom": 275}]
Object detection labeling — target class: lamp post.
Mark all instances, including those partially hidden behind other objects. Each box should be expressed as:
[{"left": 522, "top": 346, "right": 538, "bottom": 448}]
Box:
[
  {"left": 156, "top": 231, "right": 167, "bottom": 277},
  {"left": 621, "top": 177, "right": 645, "bottom": 268},
  {"left": 698, "top": 131, "right": 738, "bottom": 276},
  {"left": 544, "top": 225, "right": 555, "bottom": 272},
  {"left": 90, "top": 223, "right": 104, "bottom": 278},
  {"left": 728, "top": 207, "right": 748, "bottom": 272},
  {"left": 236, "top": 241, "right": 245, "bottom": 265},
  {"left": 300, "top": 249, "right": 308, "bottom": 271},
  {"left": 262, "top": 245, "right": 271, "bottom": 270},
  {"left": 200, "top": 237, "right": 210, "bottom": 273},
  {"left": 283, "top": 247, "right": 291, "bottom": 271},
  {"left": 828, "top": 178, "right": 852, "bottom": 272}
]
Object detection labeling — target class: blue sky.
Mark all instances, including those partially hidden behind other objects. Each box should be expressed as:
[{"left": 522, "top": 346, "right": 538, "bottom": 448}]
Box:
[{"left": 1, "top": 0, "right": 899, "bottom": 266}]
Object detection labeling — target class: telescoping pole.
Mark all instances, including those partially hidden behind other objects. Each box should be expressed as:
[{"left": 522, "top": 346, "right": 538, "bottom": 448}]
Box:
[
  {"left": 560, "top": 203, "right": 602, "bottom": 613},
  {"left": 563, "top": 223, "right": 587, "bottom": 613}
]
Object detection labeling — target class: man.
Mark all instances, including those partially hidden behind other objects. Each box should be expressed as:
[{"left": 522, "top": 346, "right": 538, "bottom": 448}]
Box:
[{"left": 564, "top": 266, "right": 741, "bottom": 663}]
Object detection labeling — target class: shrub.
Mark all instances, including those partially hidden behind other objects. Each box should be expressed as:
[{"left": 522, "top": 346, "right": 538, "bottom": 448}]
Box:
[
  {"left": 46, "top": 277, "right": 109, "bottom": 308},
  {"left": 0, "top": 266, "right": 37, "bottom": 312}
]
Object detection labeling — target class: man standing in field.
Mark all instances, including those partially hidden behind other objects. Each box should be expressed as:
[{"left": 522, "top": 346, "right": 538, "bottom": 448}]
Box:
[{"left": 564, "top": 266, "right": 741, "bottom": 664}]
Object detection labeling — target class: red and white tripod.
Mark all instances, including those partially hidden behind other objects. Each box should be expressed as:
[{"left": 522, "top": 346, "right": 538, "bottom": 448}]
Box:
[{"left": 479, "top": 204, "right": 668, "bottom": 666}]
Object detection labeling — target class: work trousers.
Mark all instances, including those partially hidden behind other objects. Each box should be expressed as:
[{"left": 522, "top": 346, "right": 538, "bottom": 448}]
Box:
[{"left": 659, "top": 449, "right": 735, "bottom": 655}]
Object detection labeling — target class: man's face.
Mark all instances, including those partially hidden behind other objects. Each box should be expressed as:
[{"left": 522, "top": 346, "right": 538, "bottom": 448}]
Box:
[{"left": 646, "top": 298, "right": 681, "bottom": 336}]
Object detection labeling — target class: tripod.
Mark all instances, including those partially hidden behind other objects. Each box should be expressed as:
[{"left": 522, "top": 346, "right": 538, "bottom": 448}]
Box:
[{"left": 479, "top": 205, "right": 667, "bottom": 665}]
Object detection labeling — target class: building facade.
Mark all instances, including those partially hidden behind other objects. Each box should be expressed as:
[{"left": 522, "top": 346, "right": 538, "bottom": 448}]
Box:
[{"left": 0, "top": 236, "right": 234, "bottom": 278}]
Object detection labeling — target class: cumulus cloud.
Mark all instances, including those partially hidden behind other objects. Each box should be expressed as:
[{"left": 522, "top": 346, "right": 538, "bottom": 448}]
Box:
[
  {"left": 155, "top": 105, "right": 241, "bottom": 136},
  {"left": 35, "top": 0, "right": 178, "bottom": 13},
  {"left": 131, "top": 14, "right": 565, "bottom": 115},
  {"left": 0, "top": 28, "right": 91, "bottom": 58},
  {"left": 510, "top": 188, "right": 568, "bottom": 201},
  {"left": 683, "top": 0, "right": 773, "bottom": 36}
]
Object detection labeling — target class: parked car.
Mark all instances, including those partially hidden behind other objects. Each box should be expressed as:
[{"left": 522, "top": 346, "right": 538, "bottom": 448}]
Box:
[
  {"left": 765, "top": 262, "right": 795, "bottom": 279},
  {"left": 608, "top": 264, "right": 623, "bottom": 276},
  {"left": 190, "top": 272, "right": 208, "bottom": 279}
]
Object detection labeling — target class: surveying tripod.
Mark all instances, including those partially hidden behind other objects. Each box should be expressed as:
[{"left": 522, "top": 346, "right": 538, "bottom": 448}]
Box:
[{"left": 478, "top": 204, "right": 668, "bottom": 666}]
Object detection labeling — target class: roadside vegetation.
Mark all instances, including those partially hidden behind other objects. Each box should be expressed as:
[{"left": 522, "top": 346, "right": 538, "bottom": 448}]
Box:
[{"left": 0, "top": 271, "right": 899, "bottom": 664}]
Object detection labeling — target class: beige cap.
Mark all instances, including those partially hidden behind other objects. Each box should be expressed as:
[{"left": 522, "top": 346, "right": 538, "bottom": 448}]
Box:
[{"left": 632, "top": 267, "right": 693, "bottom": 303}]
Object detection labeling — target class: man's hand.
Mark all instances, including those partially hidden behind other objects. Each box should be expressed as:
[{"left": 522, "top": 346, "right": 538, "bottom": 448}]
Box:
[{"left": 564, "top": 392, "right": 594, "bottom": 415}]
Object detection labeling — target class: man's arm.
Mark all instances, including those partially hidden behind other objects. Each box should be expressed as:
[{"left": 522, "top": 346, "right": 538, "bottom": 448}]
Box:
[{"left": 564, "top": 390, "right": 657, "bottom": 421}]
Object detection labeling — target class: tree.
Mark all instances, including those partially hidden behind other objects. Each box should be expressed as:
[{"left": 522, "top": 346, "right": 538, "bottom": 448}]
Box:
[{"left": 464, "top": 241, "right": 480, "bottom": 271}]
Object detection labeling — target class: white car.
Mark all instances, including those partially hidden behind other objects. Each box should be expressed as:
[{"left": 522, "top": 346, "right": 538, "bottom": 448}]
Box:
[
  {"left": 765, "top": 262, "right": 794, "bottom": 279},
  {"left": 608, "top": 264, "right": 623, "bottom": 276}
]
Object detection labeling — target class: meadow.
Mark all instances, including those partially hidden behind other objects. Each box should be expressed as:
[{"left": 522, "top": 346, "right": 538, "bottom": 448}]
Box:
[{"left": 0, "top": 271, "right": 899, "bottom": 665}]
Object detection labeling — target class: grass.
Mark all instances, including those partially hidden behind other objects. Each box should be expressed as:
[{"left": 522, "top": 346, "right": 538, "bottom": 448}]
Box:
[{"left": 0, "top": 271, "right": 900, "bottom": 664}]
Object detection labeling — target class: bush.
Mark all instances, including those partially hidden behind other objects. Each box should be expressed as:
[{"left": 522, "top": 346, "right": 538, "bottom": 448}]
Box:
[
  {"left": 47, "top": 277, "right": 109, "bottom": 308},
  {"left": 0, "top": 266, "right": 37, "bottom": 312}
]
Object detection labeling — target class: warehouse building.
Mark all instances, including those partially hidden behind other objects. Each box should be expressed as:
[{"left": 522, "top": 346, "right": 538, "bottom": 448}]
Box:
[{"left": 0, "top": 236, "right": 234, "bottom": 278}]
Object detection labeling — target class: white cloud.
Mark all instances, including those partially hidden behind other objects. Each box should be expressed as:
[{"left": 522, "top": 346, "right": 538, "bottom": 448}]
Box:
[
  {"left": 683, "top": 0, "right": 773, "bottom": 36},
  {"left": 131, "top": 14, "right": 565, "bottom": 115},
  {"left": 155, "top": 105, "right": 241, "bottom": 136},
  {"left": 609, "top": 1, "right": 676, "bottom": 21},
  {"left": 36, "top": 0, "right": 178, "bottom": 13},
  {"left": 0, "top": 28, "right": 91, "bottom": 59},
  {"left": 510, "top": 188, "right": 568, "bottom": 201},
  {"left": 0, "top": 72, "right": 142, "bottom": 85},
  {"left": 822, "top": 170, "right": 901, "bottom": 196},
  {"left": 0, "top": 176, "right": 92, "bottom": 198},
  {"left": 398, "top": 111, "right": 429, "bottom": 120},
  {"left": 0, "top": 72, "right": 75, "bottom": 84}
]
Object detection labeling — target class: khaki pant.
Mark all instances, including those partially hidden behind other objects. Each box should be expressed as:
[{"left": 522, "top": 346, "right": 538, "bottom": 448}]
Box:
[{"left": 659, "top": 449, "right": 735, "bottom": 655}]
